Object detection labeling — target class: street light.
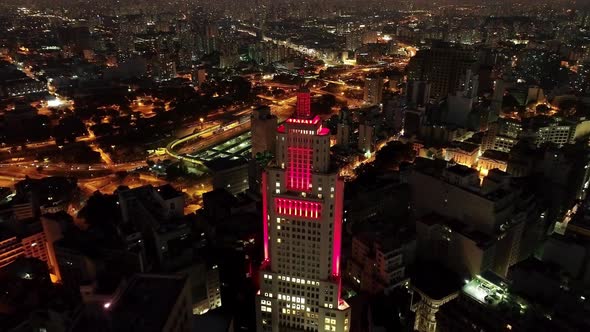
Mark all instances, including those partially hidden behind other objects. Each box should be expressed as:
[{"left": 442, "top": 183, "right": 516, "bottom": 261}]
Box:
[{"left": 199, "top": 117, "right": 204, "bottom": 129}]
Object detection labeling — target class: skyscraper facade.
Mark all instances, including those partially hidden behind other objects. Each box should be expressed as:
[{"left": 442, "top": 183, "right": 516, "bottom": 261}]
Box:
[
  {"left": 406, "top": 42, "right": 477, "bottom": 100},
  {"left": 256, "top": 88, "right": 351, "bottom": 332},
  {"left": 363, "top": 75, "right": 383, "bottom": 105}
]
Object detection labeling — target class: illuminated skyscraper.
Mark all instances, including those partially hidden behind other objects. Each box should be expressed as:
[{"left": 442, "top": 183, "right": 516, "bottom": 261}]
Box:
[
  {"left": 295, "top": 87, "right": 312, "bottom": 118},
  {"left": 256, "top": 88, "right": 351, "bottom": 331}
]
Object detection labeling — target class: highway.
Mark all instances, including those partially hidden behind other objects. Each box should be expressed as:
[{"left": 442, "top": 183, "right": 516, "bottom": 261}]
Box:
[
  {"left": 0, "top": 57, "right": 406, "bottom": 207},
  {"left": 165, "top": 119, "right": 253, "bottom": 165}
]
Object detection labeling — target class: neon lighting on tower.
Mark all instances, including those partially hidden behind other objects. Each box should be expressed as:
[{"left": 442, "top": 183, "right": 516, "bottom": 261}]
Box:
[
  {"left": 287, "top": 147, "right": 312, "bottom": 191},
  {"left": 296, "top": 87, "right": 311, "bottom": 118},
  {"left": 256, "top": 80, "right": 351, "bottom": 331},
  {"left": 275, "top": 198, "right": 322, "bottom": 219},
  {"left": 262, "top": 172, "right": 269, "bottom": 261},
  {"left": 332, "top": 178, "right": 344, "bottom": 277}
]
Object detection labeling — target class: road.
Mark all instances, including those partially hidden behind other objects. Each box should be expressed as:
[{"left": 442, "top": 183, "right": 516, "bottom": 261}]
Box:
[
  {"left": 165, "top": 120, "right": 253, "bottom": 165},
  {"left": 0, "top": 51, "right": 409, "bottom": 206}
]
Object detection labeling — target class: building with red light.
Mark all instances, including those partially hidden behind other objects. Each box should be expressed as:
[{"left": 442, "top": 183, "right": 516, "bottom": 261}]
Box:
[{"left": 256, "top": 88, "right": 351, "bottom": 331}]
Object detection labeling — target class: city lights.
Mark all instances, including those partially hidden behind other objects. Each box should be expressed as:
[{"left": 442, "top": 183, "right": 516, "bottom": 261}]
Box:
[
  {"left": 2, "top": 1, "right": 590, "bottom": 332},
  {"left": 46, "top": 98, "right": 65, "bottom": 108}
]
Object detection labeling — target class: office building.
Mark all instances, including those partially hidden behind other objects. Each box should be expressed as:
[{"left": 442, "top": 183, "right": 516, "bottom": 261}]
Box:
[
  {"left": 205, "top": 157, "right": 250, "bottom": 196},
  {"left": 118, "top": 185, "right": 190, "bottom": 270},
  {"left": 346, "top": 230, "right": 415, "bottom": 294},
  {"left": 409, "top": 162, "right": 545, "bottom": 278},
  {"left": 256, "top": 88, "right": 351, "bottom": 331},
  {"left": 481, "top": 118, "right": 522, "bottom": 153}
]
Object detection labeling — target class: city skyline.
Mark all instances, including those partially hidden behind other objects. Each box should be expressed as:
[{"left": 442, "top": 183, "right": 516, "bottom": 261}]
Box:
[{"left": 1, "top": 0, "right": 590, "bottom": 331}]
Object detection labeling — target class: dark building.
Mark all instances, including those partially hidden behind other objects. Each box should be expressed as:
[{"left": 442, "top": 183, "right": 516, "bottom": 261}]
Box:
[
  {"left": 205, "top": 157, "right": 249, "bottom": 196},
  {"left": 72, "top": 274, "right": 192, "bottom": 332},
  {"left": 407, "top": 42, "right": 478, "bottom": 100}
]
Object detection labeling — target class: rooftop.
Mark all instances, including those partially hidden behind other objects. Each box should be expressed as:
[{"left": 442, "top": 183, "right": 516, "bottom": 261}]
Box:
[
  {"left": 411, "top": 261, "right": 463, "bottom": 301},
  {"left": 450, "top": 141, "right": 480, "bottom": 154},
  {"left": 419, "top": 213, "right": 495, "bottom": 248},
  {"left": 156, "top": 184, "right": 183, "bottom": 201},
  {"left": 445, "top": 164, "right": 478, "bottom": 177},
  {"left": 109, "top": 274, "right": 188, "bottom": 332},
  {"left": 204, "top": 157, "right": 248, "bottom": 172},
  {"left": 480, "top": 150, "right": 509, "bottom": 161}
]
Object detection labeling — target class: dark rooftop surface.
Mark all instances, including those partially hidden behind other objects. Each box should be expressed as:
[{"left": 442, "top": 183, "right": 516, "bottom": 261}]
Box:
[
  {"left": 156, "top": 184, "right": 183, "bottom": 200},
  {"left": 446, "top": 164, "right": 478, "bottom": 177},
  {"left": 481, "top": 150, "right": 509, "bottom": 161},
  {"left": 418, "top": 213, "right": 495, "bottom": 248},
  {"left": 411, "top": 261, "right": 463, "bottom": 300},
  {"left": 205, "top": 157, "right": 248, "bottom": 172},
  {"left": 203, "top": 188, "right": 238, "bottom": 206},
  {"left": 110, "top": 274, "right": 187, "bottom": 332},
  {"left": 451, "top": 141, "right": 480, "bottom": 154}
]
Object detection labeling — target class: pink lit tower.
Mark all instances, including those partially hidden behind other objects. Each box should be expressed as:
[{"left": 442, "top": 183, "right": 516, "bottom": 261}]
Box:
[{"left": 256, "top": 87, "right": 351, "bottom": 331}]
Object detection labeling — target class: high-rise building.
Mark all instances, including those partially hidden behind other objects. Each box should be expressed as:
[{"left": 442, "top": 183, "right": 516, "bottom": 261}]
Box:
[
  {"left": 0, "top": 236, "right": 24, "bottom": 269},
  {"left": 205, "top": 157, "right": 249, "bottom": 195},
  {"left": 358, "top": 121, "right": 376, "bottom": 155},
  {"left": 364, "top": 75, "right": 383, "bottom": 105},
  {"left": 409, "top": 162, "right": 545, "bottom": 278},
  {"left": 256, "top": 89, "right": 351, "bottom": 331},
  {"left": 406, "top": 80, "right": 431, "bottom": 108},
  {"left": 345, "top": 230, "right": 415, "bottom": 294},
  {"left": 336, "top": 123, "right": 351, "bottom": 147},
  {"left": 251, "top": 106, "right": 278, "bottom": 158},
  {"left": 407, "top": 42, "right": 478, "bottom": 100}
]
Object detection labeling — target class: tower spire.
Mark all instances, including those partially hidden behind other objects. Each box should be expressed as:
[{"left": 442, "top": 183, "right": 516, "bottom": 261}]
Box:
[{"left": 295, "top": 69, "right": 311, "bottom": 118}]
